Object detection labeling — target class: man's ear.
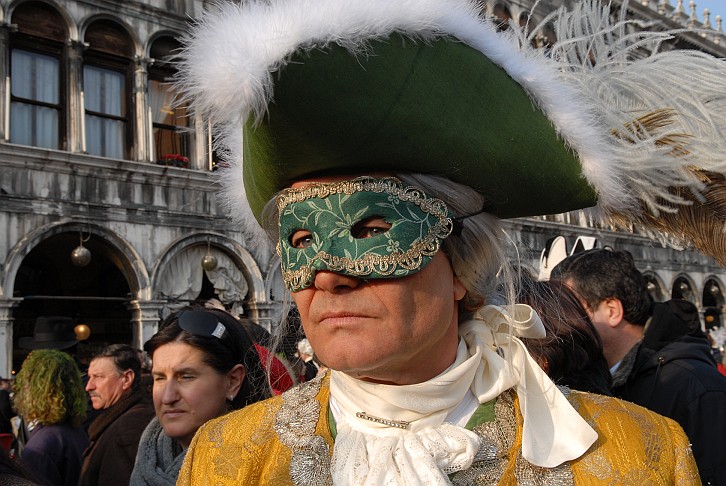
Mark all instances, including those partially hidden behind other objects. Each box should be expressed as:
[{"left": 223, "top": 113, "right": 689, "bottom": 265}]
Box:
[
  {"left": 453, "top": 276, "right": 466, "bottom": 301},
  {"left": 121, "top": 369, "right": 135, "bottom": 391},
  {"left": 603, "top": 298, "right": 625, "bottom": 328}
]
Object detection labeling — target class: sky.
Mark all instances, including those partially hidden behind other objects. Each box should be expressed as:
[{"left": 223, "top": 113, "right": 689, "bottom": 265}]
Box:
[{"left": 688, "top": 0, "right": 725, "bottom": 26}]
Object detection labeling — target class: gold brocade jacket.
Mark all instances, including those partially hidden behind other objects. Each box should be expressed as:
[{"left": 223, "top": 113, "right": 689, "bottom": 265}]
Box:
[{"left": 177, "top": 374, "right": 699, "bottom": 485}]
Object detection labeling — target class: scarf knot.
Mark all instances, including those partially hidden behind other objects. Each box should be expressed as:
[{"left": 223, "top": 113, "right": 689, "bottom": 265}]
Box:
[{"left": 329, "top": 304, "right": 597, "bottom": 485}]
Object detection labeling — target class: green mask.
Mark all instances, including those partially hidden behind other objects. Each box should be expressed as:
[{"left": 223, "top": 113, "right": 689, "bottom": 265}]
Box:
[{"left": 276, "top": 177, "right": 453, "bottom": 292}]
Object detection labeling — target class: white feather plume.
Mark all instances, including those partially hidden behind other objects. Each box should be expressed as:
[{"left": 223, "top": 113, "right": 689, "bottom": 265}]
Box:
[{"left": 176, "top": 0, "right": 726, "bottom": 259}]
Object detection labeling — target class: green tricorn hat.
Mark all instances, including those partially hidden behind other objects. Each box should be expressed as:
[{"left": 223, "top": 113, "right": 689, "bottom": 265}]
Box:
[
  {"left": 177, "top": 0, "right": 726, "bottom": 265},
  {"left": 241, "top": 35, "right": 596, "bottom": 220}
]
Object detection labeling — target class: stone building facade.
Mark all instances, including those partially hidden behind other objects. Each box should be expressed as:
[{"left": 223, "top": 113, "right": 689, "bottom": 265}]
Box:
[{"left": 0, "top": 0, "right": 724, "bottom": 376}]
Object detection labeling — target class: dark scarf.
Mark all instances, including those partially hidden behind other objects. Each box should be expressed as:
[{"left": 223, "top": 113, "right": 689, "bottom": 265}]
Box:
[{"left": 85, "top": 387, "right": 144, "bottom": 455}]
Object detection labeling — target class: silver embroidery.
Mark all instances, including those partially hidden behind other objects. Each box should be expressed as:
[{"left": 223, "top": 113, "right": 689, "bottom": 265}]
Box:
[
  {"left": 451, "top": 390, "right": 575, "bottom": 486},
  {"left": 277, "top": 383, "right": 574, "bottom": 485},
  {"left": 275, "top": 373, "right": 333, "bottom": 486}
]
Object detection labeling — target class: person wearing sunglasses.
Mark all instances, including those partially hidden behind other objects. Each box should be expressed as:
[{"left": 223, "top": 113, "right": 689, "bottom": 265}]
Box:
[{"left": 130, "top": 306, "right": 269, "bottom": 485}]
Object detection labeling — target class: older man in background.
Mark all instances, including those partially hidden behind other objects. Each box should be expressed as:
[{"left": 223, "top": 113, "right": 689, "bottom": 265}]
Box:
[{"left": 79, "top": 344, "right": 154, "bottom": 486}]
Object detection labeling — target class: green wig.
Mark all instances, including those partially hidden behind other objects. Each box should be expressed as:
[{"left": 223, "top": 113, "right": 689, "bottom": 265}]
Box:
[{"left": 14, "top": 349, "right": 86, "bottom": 427}]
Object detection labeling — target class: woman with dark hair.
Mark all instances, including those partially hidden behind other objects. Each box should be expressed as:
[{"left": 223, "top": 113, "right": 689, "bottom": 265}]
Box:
[
  {"left": 13, "top": 350, "right": 88, "bottom": 486},
  {"left": 130, "top": 306, "right": 269, "bottom": 485},
  {"left": 517, "top": 278, "right": 613, "bottom": 396}
]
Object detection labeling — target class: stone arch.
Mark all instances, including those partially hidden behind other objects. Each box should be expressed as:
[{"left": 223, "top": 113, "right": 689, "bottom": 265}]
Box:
[
  {"left": 642, "top": 270, "right": 667, "bottom": 303},
  {"left": 491, "top": 1, "right": 513, "bottom": 30},
  {"left": 702, "top": 276, "right": 724, "bottom": 305},
  {"left": 146, "top": 30, "right": 181, "bottom": 60},
  {"left": 79, "top": 13, "right": 142, "bottom": 58},
  {"left": 2, "top": 220, "right": 149, "bottom": 299},
  {"left": 2, "top": 221, "right": 150, "bottom": 372},
  {"left": 8, "top": 0, "right": 76, "bottom": 40},
  {"left": 702, "top": 276, "right": 724, "bottom": 329},
  {"left": 671, "top": 273, "right": 697, "bottom": 304},
  {"left": 151, "top": 232, "right": 266, "bottom": 315}
]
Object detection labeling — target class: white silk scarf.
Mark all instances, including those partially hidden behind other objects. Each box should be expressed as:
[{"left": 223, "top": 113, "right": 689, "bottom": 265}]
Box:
[{"left": 329, "top": 304, "right": 597, "bottom": 485}]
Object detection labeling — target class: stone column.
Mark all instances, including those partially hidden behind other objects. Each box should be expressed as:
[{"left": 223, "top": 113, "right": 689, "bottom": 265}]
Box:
[
  {"left": 133, "top": 56, "right": 151, "bottom": 163},
  {"left": 193, "top": 113, "right": 207, "bottom": 170},
  {"left": 0, "top": 299, "right": 21, "bottom": 378},
  {"left": 127, "top": 300, "right": 164, "bottom": 350},
  {"left": 0, "top": 24, "right": 13, "bottom": 142},
  {"left": 66, "top": 40, "right": 85, "bottom": 153},
  {"left": 245, "top": 300, "right": 280, "bottom": 334}
]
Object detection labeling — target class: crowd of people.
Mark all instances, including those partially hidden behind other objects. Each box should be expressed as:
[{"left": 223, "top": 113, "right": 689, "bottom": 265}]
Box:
[
  {"left": 3, "top": 0, "right": 726, "bottom": 484},
  {"left": 0, "top": 305, "right": 314, "bottom": 485},
  {"left": 4, "top": 266, "right": 723, "bottom": 485}
]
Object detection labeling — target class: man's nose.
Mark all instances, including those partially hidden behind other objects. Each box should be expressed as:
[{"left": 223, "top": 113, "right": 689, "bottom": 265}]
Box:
[{"left": 313, "top": 270, "right": 364, "bottom": 293}]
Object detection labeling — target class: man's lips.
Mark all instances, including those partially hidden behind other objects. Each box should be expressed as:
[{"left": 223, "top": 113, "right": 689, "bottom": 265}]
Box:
[{"left": 316, "top": 312, "right": 373, "bottom": 325}]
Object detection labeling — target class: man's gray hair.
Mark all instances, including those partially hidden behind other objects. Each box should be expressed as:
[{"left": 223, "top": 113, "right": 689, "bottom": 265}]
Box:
[{"left": 396, "top": 173, "right": 513, "bottom": 318}]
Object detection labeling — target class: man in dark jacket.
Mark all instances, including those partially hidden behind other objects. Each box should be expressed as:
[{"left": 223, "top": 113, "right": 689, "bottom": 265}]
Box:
[
  {"left": 79, "top": 344, "right": 154, "bottom": 486},
  {"left": 553, "top": 249, "right": 726, "bottom": 485}
]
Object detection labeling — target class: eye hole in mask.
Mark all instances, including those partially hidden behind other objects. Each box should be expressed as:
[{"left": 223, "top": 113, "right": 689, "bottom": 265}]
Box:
[
  {"left": 350, "top": 217, "right": 392, "bottom": 239},
  {"left": 276, "top": 177, "right": 453, "bottom": 292},
  {"left": 289, "top": 217, "right": 392, "bottom": 249},
  {"left": 289, "top": 229, "right": 314, "bottom": 249}
]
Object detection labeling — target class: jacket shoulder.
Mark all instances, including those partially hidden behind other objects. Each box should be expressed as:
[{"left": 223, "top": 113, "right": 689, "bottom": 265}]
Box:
[
  {"left": 179, "top": 375, "right": 332, "bottom": 486},
  {"left": 178, "top": 395, "right": 290, "bottom": 485},
  {"left": 567, "top": 390, "right": 701, "bottom": 484}
]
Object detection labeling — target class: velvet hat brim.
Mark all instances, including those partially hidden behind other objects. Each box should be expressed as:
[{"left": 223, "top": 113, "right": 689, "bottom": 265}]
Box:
[{"left": 243, "top": 35, "right": 597, "bottom": 220}]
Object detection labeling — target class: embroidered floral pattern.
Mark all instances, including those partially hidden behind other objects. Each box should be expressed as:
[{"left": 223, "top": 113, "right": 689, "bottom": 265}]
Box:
[
  {"left": 276, "top": 177, "right": 453, "bottom": 291},
  {"left": 275, "top": 374, "right": 333, "bottom": 486},
  {"left": 275, "top": 383, "right": 574, "bottom": 486}
]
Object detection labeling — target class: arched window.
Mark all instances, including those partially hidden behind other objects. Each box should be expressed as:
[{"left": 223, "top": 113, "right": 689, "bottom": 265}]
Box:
[
  {"left": 83, "top": 19, "right": 133, "bottom": 159},
  {"left": 9, "top": 1, "right": 67, "bottom": 149},
  {"left": 672, "top": 276, "right": 695, "bottom": 303},
  {"left": 148, "top": 36, "right": 190, "bottom": 168}
]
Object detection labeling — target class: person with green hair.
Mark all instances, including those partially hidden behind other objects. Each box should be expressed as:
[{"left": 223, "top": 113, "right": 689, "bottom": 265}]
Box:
[{"left": 13, "top": 349, "right": 88, "bottom": 486}]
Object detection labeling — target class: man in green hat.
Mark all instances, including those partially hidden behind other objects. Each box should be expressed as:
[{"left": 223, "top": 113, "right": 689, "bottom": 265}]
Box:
[{"left": 175, "top": 0, "right": 726, "bottom": 483}]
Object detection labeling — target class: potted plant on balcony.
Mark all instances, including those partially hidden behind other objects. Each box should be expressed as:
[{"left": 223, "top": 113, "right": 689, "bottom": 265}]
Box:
[{"left": 158, "top": 153, "right": 190, "bottom": 168}]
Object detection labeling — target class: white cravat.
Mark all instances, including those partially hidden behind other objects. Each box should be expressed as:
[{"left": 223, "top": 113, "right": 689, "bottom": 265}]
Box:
[{"left": 329, "top": 304, "right": 598, "bottom": 485}]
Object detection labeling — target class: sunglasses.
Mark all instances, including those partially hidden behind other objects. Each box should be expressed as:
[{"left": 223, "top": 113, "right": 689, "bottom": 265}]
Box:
[{"left": 177, "top": 310, "right": 238, "bottom": 354}]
